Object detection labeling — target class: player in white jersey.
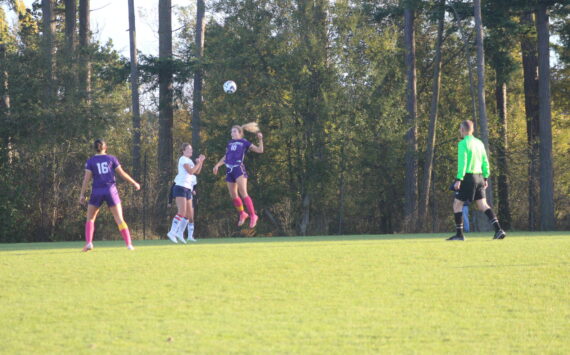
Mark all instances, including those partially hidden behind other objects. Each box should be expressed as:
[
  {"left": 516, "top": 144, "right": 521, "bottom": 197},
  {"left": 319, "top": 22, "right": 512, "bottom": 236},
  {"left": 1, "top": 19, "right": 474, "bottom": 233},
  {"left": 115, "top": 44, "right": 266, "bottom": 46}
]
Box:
[{"left": 167, "top": 143, "right": 205, "bottom": 243}]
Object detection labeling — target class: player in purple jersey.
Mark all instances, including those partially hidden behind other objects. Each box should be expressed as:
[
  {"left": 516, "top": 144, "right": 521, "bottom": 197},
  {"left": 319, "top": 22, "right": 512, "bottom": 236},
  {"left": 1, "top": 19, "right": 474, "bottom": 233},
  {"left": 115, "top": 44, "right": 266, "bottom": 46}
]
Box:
[
  {"left": 79, "top": 139, "right": 141, "bottom": 251},
  {"left": 213, "top": 123, "right": 264, "bottom": 228}
]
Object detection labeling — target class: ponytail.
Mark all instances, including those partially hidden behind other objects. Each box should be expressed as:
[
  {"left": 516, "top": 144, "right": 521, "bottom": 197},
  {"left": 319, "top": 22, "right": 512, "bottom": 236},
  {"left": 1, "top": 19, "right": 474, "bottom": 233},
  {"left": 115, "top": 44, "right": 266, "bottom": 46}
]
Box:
[
  {"left": 231, "top": 122, "right": 260, "bottom": 137},
  {"left": 240, "top": 122, "right": 260, "bottom": 134},
  {"left": 94, "top": 139, "right": 106, "bottom": 153}
]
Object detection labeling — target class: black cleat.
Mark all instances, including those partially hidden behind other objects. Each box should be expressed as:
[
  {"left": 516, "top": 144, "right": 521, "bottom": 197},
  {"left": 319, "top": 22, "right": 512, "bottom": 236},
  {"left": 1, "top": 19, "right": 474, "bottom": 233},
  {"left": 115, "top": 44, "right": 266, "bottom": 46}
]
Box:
[
  {"left": 493, "top": 230, "right": 506, "bottom": 240},
  {"left": 446, "top": 234, "right": 465, "bottom": 241}
]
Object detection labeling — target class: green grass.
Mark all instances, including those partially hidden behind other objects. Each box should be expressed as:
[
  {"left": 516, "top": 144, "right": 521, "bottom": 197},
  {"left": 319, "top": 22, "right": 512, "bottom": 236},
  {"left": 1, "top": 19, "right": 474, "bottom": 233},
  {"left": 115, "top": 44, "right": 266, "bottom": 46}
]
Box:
[{"left": 1, "top": 232, "right": 569, "bottom": 354}]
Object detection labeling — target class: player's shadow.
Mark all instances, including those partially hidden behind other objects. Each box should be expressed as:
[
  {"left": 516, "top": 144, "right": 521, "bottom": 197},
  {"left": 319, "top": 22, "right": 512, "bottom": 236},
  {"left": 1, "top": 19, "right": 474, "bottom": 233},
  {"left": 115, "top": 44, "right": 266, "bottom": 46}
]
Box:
[
  {"left": 0, "top": 232, "right": 561, "bottom": 252},
  {"left": 0, "top": 233, "right": 446, "bottom": 252},
  {"left": 177, "top": 232, "right": 505, "bottom": 246},
  {"left": 0, "top": 240, "right": 137, "bottom": 253}
]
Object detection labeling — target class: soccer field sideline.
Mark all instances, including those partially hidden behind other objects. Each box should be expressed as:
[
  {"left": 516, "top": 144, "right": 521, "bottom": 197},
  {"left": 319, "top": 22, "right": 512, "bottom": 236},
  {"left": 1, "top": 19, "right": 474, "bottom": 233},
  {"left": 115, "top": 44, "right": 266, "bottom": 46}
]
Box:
[{"left": 1, "top": 232, "right": 569, "bottom": 353}]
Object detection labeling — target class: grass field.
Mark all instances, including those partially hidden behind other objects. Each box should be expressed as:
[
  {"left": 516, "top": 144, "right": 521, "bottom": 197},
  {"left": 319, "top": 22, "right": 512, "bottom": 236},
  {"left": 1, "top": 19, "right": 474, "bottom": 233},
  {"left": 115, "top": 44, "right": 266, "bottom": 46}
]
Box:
[{"left": 1, "top": 232, "right": 569, "bottom": 354}]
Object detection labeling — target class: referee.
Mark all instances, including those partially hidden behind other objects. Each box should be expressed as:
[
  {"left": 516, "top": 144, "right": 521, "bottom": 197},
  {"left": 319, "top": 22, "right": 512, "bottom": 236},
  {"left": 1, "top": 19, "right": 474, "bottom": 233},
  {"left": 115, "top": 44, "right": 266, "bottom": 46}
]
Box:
[{"left": 447, "top": 120, "right": 506, "bottom": 240}]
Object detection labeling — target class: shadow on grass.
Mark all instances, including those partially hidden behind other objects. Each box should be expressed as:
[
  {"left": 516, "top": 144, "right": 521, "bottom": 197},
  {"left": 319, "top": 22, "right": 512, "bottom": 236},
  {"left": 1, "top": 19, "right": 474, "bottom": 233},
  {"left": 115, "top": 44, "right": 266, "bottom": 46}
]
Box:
[
  {"left": 455, "top": 262, "right": 570, "bottom": 269},
  {"left": 1, "top": 231, "right": 568, "bottom": 252}
]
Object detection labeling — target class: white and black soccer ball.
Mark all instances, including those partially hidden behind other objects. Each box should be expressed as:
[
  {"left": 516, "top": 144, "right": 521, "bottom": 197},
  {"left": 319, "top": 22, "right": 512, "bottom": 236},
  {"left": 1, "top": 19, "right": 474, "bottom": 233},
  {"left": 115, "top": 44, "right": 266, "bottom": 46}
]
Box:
[{"left": 223, "top": 80, "right": 237, "bottom": 94}]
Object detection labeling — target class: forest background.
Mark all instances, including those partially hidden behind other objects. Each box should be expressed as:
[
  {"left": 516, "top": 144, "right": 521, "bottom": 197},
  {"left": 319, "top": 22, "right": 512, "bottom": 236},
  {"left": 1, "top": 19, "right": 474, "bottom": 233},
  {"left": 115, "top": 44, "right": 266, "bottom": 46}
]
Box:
[{"left": 0, "top": 0, "right": 569, "bottom": 242}]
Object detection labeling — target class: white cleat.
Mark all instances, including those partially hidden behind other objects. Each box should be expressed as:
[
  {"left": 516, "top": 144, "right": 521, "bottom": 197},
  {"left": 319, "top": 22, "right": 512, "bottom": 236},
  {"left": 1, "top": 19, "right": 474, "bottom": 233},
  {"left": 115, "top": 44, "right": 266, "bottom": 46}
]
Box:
[
  {"left": 177, "top": 234, "right": 187, "bottom": 244},
  {"left": 167, "top": 231, "right": 178, "bottom": 243},
  {"left": 127, "top": 244, "right": 135, "bottom": 251},
  {"left": 82, "top": 243, "right": 94, "bottom": 252},
  {"left": 187, "top": 236, "right": 196, "bottom": 242}
]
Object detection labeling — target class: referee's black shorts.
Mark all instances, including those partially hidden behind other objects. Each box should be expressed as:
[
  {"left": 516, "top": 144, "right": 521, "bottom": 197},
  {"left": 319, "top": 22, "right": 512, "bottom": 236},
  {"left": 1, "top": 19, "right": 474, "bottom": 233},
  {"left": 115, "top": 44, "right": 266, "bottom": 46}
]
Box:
[{"left": 455, "top": 173, "right": 486, "bottom": 202}]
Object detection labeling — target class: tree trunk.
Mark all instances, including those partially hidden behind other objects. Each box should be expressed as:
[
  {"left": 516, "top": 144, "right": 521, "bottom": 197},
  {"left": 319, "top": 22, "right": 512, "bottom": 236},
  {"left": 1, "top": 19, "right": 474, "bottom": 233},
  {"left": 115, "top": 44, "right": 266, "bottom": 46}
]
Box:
[
  {"left": 65, "top": 0, "right": 77, "bottom": 53},
  {"left": 535, "top": 3, "right": 555, "bottom": 230},
  {"left": 473, "top": 0, "right": 490, "bottom": 154},
  {"left": 520, "top": 11, "right": 540, "bottom": 231},
  {"left": 192, "top": 0, "right": 205, "bottom": 156},
  {"left": 418, "top": 0, "right": 444, "bottom": 230},
  {"left": 0, "top": 44, "right": 12, "bottom": 165},
  {"left": 495, "top": 81, "right": 511, "bottom": 230},
  {"left": 64, "top": 0, "right": 77, "bottom": 99},
  {"left": 79, "top": 0, "right": 91, "bottom": 100},
  {"left": 295, "top": 0, "right": 328, "bottom": 235},
  {"left": 473, "top": 0, "right": 492, "bottom": 231},
  {"left": 157, "top": 0, "right": 174, "bottom": 230},
  {"left": 128, "top": 0, "right": 141, "bottom": 179},
  {"left": 403, "top": 7, "right": 418, "bottom": 231},
  {"left": 338, "top": 141, "right": 346, "bottom": 235},
  {"left": 42, "top": 0, "right": 56, "bottom": 101},
  {"left": 431, "top": 163, "right": 438, "bottom": 232},
  {"left": 299, "top": 193, "right": 310, "bottom": 236},
  {"left": 450, "top": 3, "right": 478, "bottom": 125}
]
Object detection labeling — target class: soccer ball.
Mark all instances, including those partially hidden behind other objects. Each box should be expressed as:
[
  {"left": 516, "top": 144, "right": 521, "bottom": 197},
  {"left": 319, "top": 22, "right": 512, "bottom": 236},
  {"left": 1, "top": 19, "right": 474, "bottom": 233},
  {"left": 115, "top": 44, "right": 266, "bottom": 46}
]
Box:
[{"left": 223, "top": 80, "right": 237, "bottom": 94}]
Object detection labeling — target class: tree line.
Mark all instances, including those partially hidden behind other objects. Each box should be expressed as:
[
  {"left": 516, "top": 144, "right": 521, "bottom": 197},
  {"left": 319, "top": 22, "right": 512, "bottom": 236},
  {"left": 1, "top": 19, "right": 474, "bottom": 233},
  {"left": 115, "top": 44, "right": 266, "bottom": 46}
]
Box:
[{"left": 0, "top": 0, "right": 568, "bottom": 242}]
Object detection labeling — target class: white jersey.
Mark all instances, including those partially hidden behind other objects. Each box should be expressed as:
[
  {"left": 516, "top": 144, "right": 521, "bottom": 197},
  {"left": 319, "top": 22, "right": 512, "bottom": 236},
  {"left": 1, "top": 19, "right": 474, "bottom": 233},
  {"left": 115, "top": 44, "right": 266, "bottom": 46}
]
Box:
[
  {"left": 190, "top": 174, "right": 197, "bottom": 190},
  {"left": 174, "top": 156, "right": 195, "bottom": 189}
]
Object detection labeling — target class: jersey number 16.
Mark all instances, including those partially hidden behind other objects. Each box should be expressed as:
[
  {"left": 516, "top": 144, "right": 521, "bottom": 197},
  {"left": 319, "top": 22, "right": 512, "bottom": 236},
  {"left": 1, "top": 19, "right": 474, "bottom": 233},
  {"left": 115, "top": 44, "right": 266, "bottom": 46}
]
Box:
[{"left": 96, "top": 162, "right": 110, "bottom": 174}]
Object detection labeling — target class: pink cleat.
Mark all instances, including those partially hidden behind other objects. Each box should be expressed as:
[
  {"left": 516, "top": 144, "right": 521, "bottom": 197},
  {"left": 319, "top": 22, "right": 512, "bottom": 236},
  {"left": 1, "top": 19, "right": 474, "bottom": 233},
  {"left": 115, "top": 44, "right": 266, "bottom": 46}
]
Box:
[
  {"left": 249, "top": 214, "right": 258, "bottom": 228},
  {"left": 238, "top": 212, "right": 249, "bottom": 227},
  {"left": 82, "top": 243, "right": 93, "bottom": 252}
]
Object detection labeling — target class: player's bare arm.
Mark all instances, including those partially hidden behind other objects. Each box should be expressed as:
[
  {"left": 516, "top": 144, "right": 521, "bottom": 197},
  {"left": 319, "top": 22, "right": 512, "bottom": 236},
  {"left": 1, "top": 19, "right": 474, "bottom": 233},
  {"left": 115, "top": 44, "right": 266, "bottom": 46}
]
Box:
[
  {"left": 183, "top": 157, "right": 205, "bottom": 175},
  {"left": 249, "top": 132, "right": 264, "bottom": 153},
  {"left": 115, "top": 166, "right": 141, "bottom": 190},
  {"left": 79, "top": 169, "right": 92, "bottom": 205},
  {"left": 213, "top": 156, "right": 225, "bottom": 175},
  {"left": 194, "top": 155, "right": 206, "bottom": 175}
]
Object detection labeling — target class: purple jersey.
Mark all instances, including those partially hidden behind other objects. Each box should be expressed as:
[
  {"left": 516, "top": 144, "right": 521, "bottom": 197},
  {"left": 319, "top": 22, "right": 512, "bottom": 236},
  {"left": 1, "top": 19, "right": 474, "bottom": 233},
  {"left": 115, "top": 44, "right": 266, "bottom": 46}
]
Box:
[
  {"left": 225, "top": 139, "right": 252, "bottom": 166},
  {"left": 225, "top": 164, "right": 248, "bottom": 183},
  {"left": 85, "top": 155, "right": 121, "bottom": 188}
]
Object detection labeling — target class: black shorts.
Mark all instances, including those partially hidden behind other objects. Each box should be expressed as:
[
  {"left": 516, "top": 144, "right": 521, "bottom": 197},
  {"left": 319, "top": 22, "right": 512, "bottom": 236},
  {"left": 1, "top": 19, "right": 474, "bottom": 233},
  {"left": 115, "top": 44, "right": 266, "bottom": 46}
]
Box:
[
  {"left": 455, "top": 173, "right": 486, "bottom": 202},
  {"left": 173, "top": 185, "right": 193, "bottom": 200}
]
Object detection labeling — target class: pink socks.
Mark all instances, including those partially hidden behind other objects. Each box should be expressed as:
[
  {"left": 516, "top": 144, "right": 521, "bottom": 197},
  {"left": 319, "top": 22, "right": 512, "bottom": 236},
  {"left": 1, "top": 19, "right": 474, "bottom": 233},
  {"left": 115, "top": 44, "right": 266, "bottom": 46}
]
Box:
[
  {"left": 85, "top": 221, "right": 94, "bottom": 244},
  {"left": 234, "top": 196, "right": 256, "bottom": 217},
  {"left": 243, "top": 196, "right": 256, "bottom": 217},
  {"left": 84, "top": 220, "right": 133, "bottom": 248},
  {"left": 233, "top": 197, "right": 246, "bottom": 215},
  {"left": 118, "top": 221, "right": 132, "bottom": 246}
]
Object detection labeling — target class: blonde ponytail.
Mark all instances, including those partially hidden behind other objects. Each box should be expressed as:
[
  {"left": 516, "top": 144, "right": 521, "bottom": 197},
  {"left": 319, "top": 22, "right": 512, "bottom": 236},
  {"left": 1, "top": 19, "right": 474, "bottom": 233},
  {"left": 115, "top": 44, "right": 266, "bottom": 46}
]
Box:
[{"left": 241, "top": 122, "right": 260, "bottom": 134}]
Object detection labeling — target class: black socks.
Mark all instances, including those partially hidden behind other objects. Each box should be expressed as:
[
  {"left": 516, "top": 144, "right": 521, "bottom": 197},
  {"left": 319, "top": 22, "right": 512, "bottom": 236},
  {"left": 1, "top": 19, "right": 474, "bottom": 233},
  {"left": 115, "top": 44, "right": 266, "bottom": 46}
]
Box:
[
  {"left": 484, "top": 208, "right": 502, "bottom": 232},
  {"left": 454, "top": 212, "right": 464, "bottom": 237}
]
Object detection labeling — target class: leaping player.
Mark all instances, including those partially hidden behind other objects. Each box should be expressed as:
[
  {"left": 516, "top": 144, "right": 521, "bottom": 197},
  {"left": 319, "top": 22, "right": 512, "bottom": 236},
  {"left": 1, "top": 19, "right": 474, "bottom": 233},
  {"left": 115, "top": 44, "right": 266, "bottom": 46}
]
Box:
[
  {"left": 79, "top": 139, "right": 141, "bottom": 251},
  {"left": 213, "top": 123, "right": 264, "bottom": 228}
]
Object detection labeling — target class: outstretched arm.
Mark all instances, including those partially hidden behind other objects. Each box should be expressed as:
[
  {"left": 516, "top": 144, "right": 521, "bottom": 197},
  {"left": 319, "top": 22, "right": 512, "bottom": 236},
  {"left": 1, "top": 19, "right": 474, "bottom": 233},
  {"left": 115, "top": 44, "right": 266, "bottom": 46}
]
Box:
[
  {"left": 115, "top": 166, "right": 141, "bottom": 190},
  {"left": 193, "top": 155, "right": 206, "bottom": 175},
  {"left": 249, "top": 132, "right": 264, "bottom": 153},
  {"left": 183, "top": 155, "right": 206, "bottom": 175},
  {"left": 79, "top": 170, "right": 92, "bottom": 205},
  {"left": 213, "top": 156, "right": 225, "bottom": 175}
]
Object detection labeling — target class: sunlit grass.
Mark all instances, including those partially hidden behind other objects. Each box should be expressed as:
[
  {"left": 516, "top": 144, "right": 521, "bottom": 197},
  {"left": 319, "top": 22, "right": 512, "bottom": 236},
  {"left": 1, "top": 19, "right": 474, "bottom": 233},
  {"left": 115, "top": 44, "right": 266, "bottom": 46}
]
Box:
[{"left": 0, "top": 232, "right": 568, "bottom": 353}]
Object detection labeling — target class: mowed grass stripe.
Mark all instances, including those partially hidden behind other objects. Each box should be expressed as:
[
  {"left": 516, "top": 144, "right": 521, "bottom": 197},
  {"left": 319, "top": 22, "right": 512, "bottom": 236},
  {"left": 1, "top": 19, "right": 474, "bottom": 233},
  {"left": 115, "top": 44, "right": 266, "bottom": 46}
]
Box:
[{"left": 0, "top": 233, "right": 568, "bottom": 354}]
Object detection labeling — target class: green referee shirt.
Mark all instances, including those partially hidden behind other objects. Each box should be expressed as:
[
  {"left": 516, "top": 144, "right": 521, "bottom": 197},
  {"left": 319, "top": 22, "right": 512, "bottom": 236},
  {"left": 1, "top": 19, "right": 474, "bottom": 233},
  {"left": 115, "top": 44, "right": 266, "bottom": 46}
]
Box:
[{"left": 456, "top": 135, "right": 490, "bottom": 180}]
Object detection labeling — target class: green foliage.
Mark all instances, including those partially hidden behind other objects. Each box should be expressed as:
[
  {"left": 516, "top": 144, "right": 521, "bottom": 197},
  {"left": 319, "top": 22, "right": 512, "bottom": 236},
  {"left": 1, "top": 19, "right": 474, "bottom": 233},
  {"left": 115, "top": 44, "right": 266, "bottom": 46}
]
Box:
[
  {"left": 0, "top": 0, "right": 569, "bottom": 242},
  {"left": 0, "top": 2, "right": 132, "bottom": 242},
  {"left": 484, "top": 1, "right": 520, "bottom": 84},
  {"left": 179, "top": 0, "right": 413, "bottom": 235}
]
